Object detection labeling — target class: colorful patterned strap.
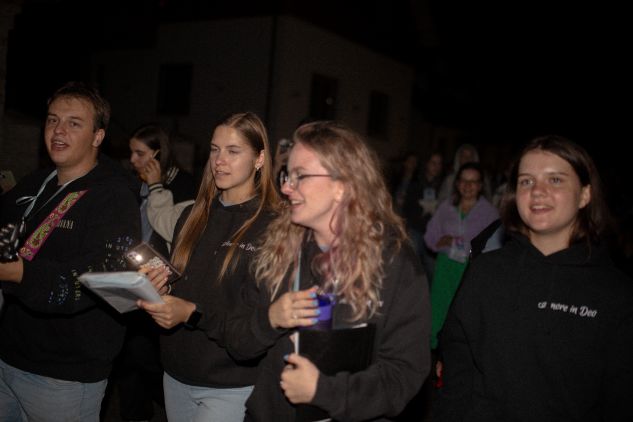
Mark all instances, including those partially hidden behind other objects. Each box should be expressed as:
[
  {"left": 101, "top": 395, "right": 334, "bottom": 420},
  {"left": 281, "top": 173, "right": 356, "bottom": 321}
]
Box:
[{"left": 19, "top": 190, "right": 88, "bottom": 261}]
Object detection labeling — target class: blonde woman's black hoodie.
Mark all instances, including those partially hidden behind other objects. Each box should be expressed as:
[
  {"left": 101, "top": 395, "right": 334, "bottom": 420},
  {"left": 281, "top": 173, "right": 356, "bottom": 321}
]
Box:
[{"left": 225, "top": 236, "right": 431, "bottom": 422}]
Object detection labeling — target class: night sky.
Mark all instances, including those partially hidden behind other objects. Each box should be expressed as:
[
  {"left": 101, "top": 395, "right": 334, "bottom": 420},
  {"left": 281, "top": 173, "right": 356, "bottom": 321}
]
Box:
[{"left": 5, "top": 0, "right": 632, "bottom": 208}]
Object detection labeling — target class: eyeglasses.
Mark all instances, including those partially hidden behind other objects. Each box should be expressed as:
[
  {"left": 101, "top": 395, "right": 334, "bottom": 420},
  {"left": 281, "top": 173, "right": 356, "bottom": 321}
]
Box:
[{"left": 279, "top": 170, "right": 332, "bottom": 189}]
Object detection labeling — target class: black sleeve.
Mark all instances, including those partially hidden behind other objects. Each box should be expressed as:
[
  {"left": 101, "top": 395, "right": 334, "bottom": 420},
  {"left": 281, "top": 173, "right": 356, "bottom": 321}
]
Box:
[
  {"left": 309, "top": 245, "right": 431, "bottom": 421},
  {"left": 189, "top": 267, "right": 288, "bottom": 361},
  {"left": 2, "top": 186, "right": 141, "bottom": 314}
]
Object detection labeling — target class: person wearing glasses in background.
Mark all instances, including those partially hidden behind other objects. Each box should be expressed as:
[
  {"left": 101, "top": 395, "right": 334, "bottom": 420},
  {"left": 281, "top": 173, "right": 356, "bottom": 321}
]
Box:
[
  {"left": 220, "top": 121, "right": 430, "bottom": 421},
  {"left": 137, "top": 112, "right": 280, "bottom": 421},
  {"left": 424, "top": 162, "right": 499, "bottom": 351}
]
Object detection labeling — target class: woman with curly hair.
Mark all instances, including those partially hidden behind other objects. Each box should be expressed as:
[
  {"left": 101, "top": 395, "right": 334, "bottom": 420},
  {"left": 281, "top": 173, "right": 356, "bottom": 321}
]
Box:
[{"left": 226, "top": 121, "right": 430, "bottom": 421}]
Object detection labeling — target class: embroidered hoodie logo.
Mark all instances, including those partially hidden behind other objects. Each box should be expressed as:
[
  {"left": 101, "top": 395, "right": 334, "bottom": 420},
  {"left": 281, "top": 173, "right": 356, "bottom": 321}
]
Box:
[
  {"left": 221, "top": 240, "right": 256, "bottom": 252},
  {"left": 58, "top": 219, "right": 75, "bottom": 230},
  {"left": 537, "top": 301, "right": 598, "bottom": 318}
]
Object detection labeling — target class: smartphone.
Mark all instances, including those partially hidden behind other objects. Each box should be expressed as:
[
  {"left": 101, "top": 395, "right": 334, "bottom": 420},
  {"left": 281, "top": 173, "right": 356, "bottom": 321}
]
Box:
[
  {"left": 125, "top": 242, "right": 181, "bottom": 285},
  {"left": 152, "top": 149, "right": 161, "bottom": 161}
]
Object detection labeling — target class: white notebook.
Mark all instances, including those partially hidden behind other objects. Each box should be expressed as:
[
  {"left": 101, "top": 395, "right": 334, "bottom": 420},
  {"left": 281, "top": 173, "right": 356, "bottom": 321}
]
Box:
[{"left": 78, "top": 271, "right": 164, "bottom": 313}]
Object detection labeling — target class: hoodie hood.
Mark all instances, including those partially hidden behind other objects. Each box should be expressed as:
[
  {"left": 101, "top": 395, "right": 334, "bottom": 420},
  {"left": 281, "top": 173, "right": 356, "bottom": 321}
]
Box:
[
  {"left": 75, "top": 153, "right": 140, "bottom": 194},
  {"left": 509, "top": 231, "right": 611, "bottom": 268}
]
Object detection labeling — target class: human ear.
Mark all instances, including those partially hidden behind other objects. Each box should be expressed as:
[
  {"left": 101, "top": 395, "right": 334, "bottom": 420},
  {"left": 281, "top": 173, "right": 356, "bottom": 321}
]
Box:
[
  {"left": 92, "top": 129, "right": 105, "bottom": 148},
  {"left": 333, "top": 181, "right": 345, "bottom": 203},
  {"left": 254, "top": 150, "right": 265, "bottom": 170},
  {"left": 578, "top": 184, "right": 591, "bottom": 209}
]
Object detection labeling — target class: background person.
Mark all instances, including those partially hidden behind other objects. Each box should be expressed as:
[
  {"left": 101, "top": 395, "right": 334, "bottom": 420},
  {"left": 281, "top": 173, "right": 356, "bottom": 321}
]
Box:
[
  {"left": 438, "top": 143, "right": 491, "bottom": 201},
  {"left": 424, "top": 162, "right": 499, "bottom": 350},
  {"left": 401, "top": 151, "right": 445, "bottom": 280},
  {"left": 392, "top": 152, "right": 419, "bottom": 213},
  {"left": 129, "top": 124, "right": 196, "bottom": 254}
]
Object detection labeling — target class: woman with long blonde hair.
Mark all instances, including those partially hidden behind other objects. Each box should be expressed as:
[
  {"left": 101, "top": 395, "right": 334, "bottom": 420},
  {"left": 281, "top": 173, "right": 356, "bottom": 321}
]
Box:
[
  {"left": 229, "top": 121, "right": 430, "bottom": 421},
  {"left": 138, "top": 112, "right": 280, "bottom": 421}
]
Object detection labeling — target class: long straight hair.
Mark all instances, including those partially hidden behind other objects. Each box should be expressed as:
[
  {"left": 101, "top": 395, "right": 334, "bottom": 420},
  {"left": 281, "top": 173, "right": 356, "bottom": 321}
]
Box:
[
  {"left": 171, "top": 112, "right": 279, "bottom": 280},
  {"left": 253, "top": 121, "right": 406, "bottom": 321}
]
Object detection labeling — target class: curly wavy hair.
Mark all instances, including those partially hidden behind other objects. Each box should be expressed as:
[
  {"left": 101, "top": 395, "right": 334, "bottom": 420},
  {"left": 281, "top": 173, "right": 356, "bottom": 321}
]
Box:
[{"left": 253, "top": 121, "right": 406, "bottom": 321}]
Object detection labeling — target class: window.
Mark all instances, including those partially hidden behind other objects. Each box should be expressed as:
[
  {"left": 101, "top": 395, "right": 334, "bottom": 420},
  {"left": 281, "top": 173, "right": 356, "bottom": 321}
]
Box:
[
  {"left": 367, "top": 90, "right": 389, "bottom": 138},
  {"left": 309, "top": 74, "right": 338, "bottom": 120},
  {"left": 157, "top": 63, "right": 192, "bottom": 115}
]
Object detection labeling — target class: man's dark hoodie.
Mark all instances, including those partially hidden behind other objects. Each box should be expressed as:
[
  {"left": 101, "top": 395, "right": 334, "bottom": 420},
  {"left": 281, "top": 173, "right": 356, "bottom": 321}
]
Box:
[{"left": 0, "top": 154, "right": 141, "bottom": 382}]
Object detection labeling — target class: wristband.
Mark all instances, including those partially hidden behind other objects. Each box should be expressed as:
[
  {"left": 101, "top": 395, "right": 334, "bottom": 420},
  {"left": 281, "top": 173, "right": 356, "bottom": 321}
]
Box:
[{"left": 184, "top": 304, "right": 202, "bottom": 329}]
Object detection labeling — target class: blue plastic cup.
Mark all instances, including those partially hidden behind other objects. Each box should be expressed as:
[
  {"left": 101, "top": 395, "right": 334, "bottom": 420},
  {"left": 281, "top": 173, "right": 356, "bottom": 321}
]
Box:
[{"left": 312, "top": 293, "right": 335, "bottom": 330}]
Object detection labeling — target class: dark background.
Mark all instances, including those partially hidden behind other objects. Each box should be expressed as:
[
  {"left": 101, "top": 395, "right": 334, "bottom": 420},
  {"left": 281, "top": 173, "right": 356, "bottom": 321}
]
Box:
[
  {"left": 5, "top": 0, "right": 632, "bottom": 217},
  {"left": 3, "top": 3, "right": 632, "bottom": 418}
]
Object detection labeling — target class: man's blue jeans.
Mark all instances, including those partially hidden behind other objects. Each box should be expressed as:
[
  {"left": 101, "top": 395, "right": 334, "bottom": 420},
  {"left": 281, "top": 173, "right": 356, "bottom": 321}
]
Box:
[{"left": 0, "top": 358, "right": 107, "bottom": 422}]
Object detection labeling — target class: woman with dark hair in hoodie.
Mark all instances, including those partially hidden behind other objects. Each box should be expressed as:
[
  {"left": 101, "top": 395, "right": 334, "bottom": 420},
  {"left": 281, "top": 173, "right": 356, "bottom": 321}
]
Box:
[{"left": 434, "top": 135, "right": 633, "bottom": 421}]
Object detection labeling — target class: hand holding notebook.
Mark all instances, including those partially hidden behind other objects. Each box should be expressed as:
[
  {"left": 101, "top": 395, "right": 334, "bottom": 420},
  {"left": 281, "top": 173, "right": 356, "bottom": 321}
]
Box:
[
  {"left": 78, "top": 242, "right": 180, "bottom": 313},
  {"left": 78, "top": 271, "right": 164, "bottom": 313}
]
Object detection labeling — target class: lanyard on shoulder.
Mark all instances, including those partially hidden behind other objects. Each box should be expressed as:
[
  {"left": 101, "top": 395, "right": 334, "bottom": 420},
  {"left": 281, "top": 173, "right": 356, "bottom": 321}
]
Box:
[{"left": 16, "top": 170, "right": 85, "bottom": 222}]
